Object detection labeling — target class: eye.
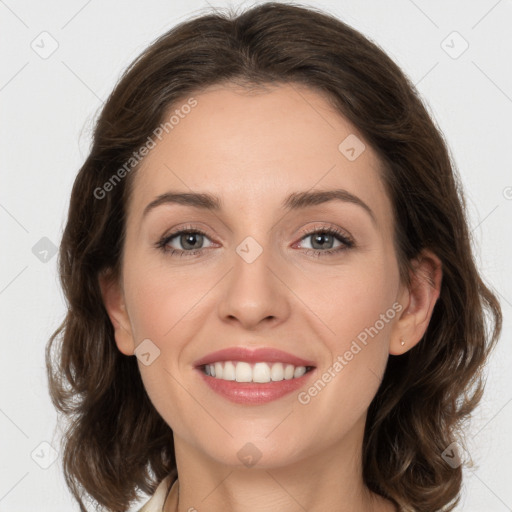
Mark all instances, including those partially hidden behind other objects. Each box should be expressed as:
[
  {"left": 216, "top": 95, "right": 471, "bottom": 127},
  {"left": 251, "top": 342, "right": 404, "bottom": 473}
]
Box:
[
  {"left": 155, "top": 227, "right": 214, "bottom": 257},
  {"left": 155, "top": 224, "right": 355, "bottom": 258},
  {"left": 295, "top": 226, "right": 354, "bottom": 257}
]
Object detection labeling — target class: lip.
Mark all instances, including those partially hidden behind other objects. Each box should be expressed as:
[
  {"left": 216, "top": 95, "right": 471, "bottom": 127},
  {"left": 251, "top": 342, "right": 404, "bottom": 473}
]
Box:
[
  {"left": 195, "top": 366, "right": 317, "bottom": 405},
  {"left": 192, "top": 346, "right": 316, "bottom": 368}
]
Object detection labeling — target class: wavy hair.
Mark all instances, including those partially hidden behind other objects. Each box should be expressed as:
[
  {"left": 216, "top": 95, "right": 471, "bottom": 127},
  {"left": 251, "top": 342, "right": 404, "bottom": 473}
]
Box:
[{"left": 46, "top": 2, "right": 502, "bottom": 511}]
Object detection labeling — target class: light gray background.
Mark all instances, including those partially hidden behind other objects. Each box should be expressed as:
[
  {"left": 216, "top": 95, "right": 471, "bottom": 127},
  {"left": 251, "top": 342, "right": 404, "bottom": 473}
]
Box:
[{"left": 1, "top": 0, "right": 511, "bottom": 510}]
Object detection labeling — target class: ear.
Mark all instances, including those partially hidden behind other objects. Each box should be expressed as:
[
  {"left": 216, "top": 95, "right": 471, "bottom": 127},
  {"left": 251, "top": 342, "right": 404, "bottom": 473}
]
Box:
[
  {"left": 390, "top": 249, "right": 443, "bottom": 355},
  {"left": 98, "top": 269, "right": 136, "bottom": 356}
]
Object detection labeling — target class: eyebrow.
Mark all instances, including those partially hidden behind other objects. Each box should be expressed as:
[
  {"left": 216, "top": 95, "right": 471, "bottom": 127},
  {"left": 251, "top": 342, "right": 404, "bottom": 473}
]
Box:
[{"left": 142, "top": 188, "right": 376, "bottom": 224}]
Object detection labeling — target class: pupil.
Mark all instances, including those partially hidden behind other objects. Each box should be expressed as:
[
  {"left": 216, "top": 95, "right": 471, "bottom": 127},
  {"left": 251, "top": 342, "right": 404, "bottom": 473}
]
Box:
[
  {"left": 312, "top": 233, "right": 333, "bottom": 250},
  {"left": 181, "top": 233, "right": 202, "bottom": 250}
]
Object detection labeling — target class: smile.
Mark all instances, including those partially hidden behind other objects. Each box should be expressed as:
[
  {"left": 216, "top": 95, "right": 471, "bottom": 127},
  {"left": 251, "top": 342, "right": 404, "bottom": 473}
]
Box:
[{"left": 201, "top": 361, "right": 314, "bottom": 383}]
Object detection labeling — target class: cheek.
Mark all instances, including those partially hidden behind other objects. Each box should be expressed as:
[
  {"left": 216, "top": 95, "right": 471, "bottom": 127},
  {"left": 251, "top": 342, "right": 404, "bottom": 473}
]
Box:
[
  {"left": 318, "top": 253, "right": 401, "bottom": 392},
  {"left": 297, "top": 255, "right": 398, "bottom": 348},
  {"left": 123, "top": 257, "right": 209, "bottom": 343},
  {"left": 122, "top": 261, "right": 207, "bottom": 430},
  {"left": 295, "top": 254, "right": 398, "bottom": 410},
  {"left": 295, "top": 264, "right": 398, "bottom": 426}
]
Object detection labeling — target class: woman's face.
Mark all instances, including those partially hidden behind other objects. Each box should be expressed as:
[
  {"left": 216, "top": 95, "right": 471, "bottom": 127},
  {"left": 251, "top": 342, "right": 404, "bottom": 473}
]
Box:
[{"left": 110, "top": 83, "right": 408, "bottom": 467}]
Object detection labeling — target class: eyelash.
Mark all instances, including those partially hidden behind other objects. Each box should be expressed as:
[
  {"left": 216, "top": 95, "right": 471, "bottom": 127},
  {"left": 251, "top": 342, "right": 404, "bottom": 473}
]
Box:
[{"left": 155, "top": 224, "right": 355, "bottom": 258}]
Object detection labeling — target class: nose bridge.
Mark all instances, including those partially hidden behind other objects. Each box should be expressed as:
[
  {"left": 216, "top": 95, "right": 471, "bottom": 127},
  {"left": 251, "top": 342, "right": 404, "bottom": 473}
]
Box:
[{"left": 216, "top": 233, "right": 291, "bottom": 328}]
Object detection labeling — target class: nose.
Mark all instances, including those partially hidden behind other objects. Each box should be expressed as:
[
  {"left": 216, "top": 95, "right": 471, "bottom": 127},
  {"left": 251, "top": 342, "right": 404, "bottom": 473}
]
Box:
[{"left": 216, "top": 239, "right": 291, "bottom": 330}]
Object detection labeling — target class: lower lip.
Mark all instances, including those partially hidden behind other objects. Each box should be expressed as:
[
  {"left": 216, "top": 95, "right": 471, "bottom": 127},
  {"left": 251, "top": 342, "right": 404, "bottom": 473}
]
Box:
[{"left": 195, "top": 367, "right": 316, "bottom": 405}]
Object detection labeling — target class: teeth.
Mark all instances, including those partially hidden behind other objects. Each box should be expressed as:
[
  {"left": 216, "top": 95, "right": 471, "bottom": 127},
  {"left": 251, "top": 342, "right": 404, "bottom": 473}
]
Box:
[
  {"left": 284, "top": 363, "right": 295, "bottom": 380},
  {"left": 236, "top": 362, "right": 253, "bottom": 382},
  {"left": 253, "top": 362, "right": 270, "bottom": 383},
  {"left": 203, "top": 361, "right": 311, "bottom": 383},
  {"left": 294, "top": 366, "right": 306, "bottom": 378},
  {"left": 223, "top": 361, "right": 236, "bottom": 380}
]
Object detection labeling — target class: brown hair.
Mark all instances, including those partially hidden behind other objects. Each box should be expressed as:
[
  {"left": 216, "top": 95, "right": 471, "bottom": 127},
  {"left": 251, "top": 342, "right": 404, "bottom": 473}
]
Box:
[{"left": 46, "top": 2, "right": 502, "bottom": 511}]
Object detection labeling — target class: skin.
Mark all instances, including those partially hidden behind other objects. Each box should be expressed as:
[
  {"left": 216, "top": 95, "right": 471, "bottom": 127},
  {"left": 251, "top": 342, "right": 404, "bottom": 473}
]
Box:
[{"left": 100, "top": 82, "right": 442, "bottom": 512}]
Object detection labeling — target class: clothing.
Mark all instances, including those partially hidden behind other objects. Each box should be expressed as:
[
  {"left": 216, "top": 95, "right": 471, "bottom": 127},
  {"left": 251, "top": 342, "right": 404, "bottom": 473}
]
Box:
[{"left": 138, "top": 475, "right": 175, "bottom": 512}]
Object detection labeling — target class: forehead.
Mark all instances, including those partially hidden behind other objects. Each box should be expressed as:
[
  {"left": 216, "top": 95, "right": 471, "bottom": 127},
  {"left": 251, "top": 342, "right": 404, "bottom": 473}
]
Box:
[{"left": 128, "top": 82, "right": 391, "bottom": 228}]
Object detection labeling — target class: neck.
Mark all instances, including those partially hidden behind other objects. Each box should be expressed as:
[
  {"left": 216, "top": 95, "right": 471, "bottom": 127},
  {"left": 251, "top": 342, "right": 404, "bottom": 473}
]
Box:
[{"left": 164, "top": 415, "right": 397, "bottom": 512}]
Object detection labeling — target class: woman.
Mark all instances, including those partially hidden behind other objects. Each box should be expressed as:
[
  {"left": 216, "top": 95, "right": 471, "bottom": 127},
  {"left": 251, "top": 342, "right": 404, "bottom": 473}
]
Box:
[{"left": 46, "top": 3, "right": 502, "bottom": 511}]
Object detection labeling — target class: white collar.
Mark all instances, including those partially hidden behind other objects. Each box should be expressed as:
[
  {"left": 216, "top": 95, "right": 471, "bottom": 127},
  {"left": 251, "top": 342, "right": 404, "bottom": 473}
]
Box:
[{"left": 138, "top": 474, "right": 174, "bottom": 512}]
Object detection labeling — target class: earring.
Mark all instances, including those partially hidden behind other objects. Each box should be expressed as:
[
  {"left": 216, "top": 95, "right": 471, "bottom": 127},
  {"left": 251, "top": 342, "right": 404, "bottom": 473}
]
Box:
[{"left": 400, "top": 339, "right": 405, "bottom": 346}]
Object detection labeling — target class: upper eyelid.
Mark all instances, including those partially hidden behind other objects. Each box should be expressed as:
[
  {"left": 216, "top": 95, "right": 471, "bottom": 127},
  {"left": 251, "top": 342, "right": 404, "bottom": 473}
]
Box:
[{"left": 163, "top": 223, "right": 348, "bottom": 236}]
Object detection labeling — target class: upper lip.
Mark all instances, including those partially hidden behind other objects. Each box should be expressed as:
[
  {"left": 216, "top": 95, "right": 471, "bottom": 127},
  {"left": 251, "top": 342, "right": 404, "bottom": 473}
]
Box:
[{"left": 193, "top": 347, "right": 316, "bottom": 368}]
